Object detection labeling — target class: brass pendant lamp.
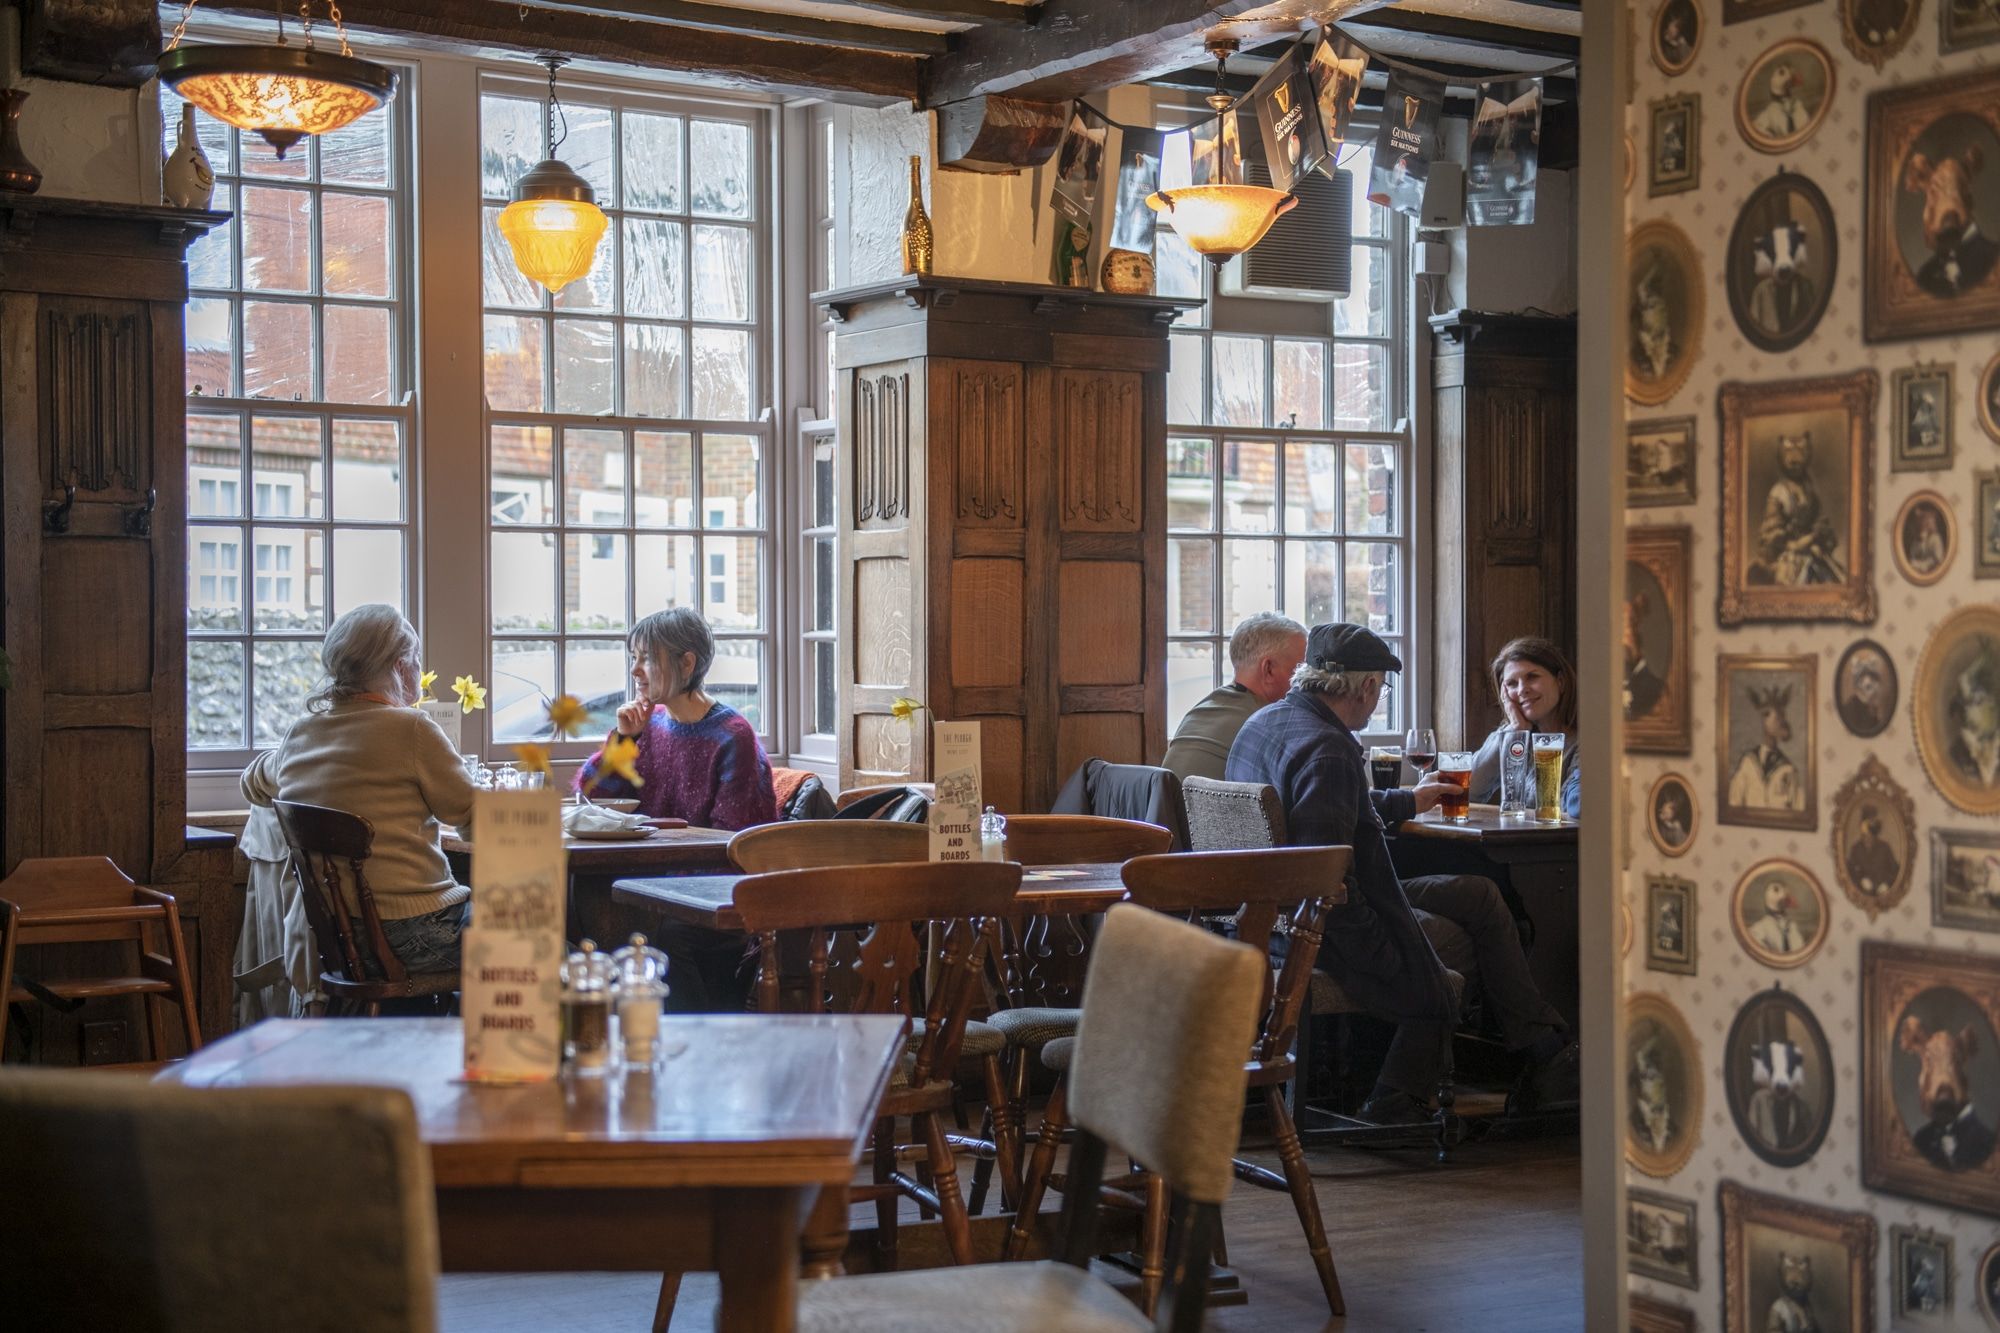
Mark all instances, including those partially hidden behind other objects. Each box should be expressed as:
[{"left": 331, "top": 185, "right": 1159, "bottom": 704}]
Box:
[
  {"left": 157, "top": 0, "right": 398, "bottom": 161},
  {"left": 497, "top": 57, "right": 609, "bottom": 295},
  {"left": 1146, "top": 38, "right": 1298, "bottom": 265}
]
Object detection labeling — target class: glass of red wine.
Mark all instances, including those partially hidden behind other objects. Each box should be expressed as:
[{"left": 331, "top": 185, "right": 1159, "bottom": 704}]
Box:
[{"left": 1403, "top": 727, "right": 1438, "bottom": 781}]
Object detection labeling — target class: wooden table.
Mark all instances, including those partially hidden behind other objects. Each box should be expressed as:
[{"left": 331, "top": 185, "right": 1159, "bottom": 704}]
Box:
[
  {"left": 1389, "top": 804, "right": 1580, "bottom": 1026},
  {"left": 443, "top": 825, "right": 736, "bottom": 945},
  {"left": 161, "top": 1014, "right": 904, "bottom": 1332},
  {"left": 613, "top": 862, "right": 1130, "bottom": 933}
]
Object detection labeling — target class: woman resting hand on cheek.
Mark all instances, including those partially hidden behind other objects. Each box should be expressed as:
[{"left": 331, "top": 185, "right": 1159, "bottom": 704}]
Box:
[{"left": 1468, "top": 636, "right": 1581, "bottom": 819}]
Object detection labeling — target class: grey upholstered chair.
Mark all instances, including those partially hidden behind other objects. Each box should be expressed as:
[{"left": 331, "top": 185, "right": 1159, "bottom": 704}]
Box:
[
  {"left": 1179, "top": 774, "right": 1287, "bottom": 852},
  {"left": 796, "top": 903, "right": 1265, "bottom": 1332},
  {"left": 0, "top": 1068, "right": 438, "bottom": 1333}
]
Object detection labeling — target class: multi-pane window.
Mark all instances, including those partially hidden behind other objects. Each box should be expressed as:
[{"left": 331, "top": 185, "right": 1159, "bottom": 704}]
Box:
[
  {"left": 480, "top": 83, "right": 769, "bottom": 743},
  {"left": 172, "top": 84, "right": 413, "bottom": 755},
  {"left": 1161, "top": 133, "right": 1409, "bottom": 737}
]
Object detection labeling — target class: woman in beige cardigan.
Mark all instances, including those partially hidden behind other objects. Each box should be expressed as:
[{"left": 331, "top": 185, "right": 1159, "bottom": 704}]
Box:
[{"left": 242, "top": 603, "right": 477, "bottom": 973}]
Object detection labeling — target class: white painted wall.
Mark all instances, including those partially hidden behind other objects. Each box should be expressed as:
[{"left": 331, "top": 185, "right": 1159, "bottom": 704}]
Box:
[
  {"left": 1436, "top": 112, "right": 1578, "bottom": 316},
  {"left": 0, "top": 11, "right": 153, "bottom": 206}
]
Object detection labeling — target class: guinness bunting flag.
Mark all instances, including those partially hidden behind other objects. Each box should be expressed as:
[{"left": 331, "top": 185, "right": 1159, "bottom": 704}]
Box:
[
  {"left": 1369, "top": 71, "right": 1444, "bottom": 218},
  {"left": 1048, "top": 104, "right": 1108, "bottom": 287},
  {"left": 1465, "top": 77, "right": 1543, "bottom": 226},
  {"left": 1308, "top": 30, "right": 1369, "bottom": 172},
  {"left": 1108, "top": 126, "right": 1164, "bottom": 253},
  {"left": 1247, "top": 44, "right": 1328, "bottom": 194}
]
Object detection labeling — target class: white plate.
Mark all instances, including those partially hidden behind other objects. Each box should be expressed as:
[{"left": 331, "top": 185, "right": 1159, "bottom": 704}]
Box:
[
  {"left": 568, "top": 826, "right": 654, "bottom": 842},
  {"left": 566, "top": 798, "right": 641, "bottom": 814}
]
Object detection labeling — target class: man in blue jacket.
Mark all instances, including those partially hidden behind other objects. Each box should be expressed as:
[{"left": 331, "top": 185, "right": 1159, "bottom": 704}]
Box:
[{"left": 1227, "top": 622, "right": 1578, "bottom": 1121}]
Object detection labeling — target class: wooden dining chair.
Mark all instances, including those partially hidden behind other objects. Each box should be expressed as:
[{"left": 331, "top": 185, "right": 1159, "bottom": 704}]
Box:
[
  {"left": 1006, "top": 845, "right": 1355, "bottom": 1319},
  {"left": 0, "top": 1069, "right": 439, "bottom": 1331},
  {"left": 272, "top": 801, "right": 458, "bottom": 1016},
  {"left": 727, "top": 818, "right": 928, "bottom": 871},
  {"left": 796, "top": 904, "right": 1266, "bottom": 1333},
  {"left": 737, "top": 859, "right": 1021, "bottom": 1273},
  {"left": 0, "top": 857, "right": 201, "bottom": 1067}
]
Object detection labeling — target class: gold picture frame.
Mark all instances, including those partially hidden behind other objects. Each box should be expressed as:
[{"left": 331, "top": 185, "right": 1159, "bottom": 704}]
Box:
[
  {"left": 1631, "top": 1295, "right": 1696, "bottom": 1333},
  {"left": 1716, "top": 653, "right": 1817, "bottom": 831},
  {"left": 1646, "top": 771, "right": 1698, "bottom": 858},
  {"left": 1628, "top": 220, "right": 1704, "bottom": 406},
  {"left": 1975, "top": 470, "right": 2000, "bottom": 580},
  {"left": 1890, "top": 362, "right": 1954, "bottom": 472},
  {"left": 1731, "top": 857, "right": 1830, "bottom": 969},
  {"left": 1649, "top": 93, "right": 1699, "bottom": 197},
  {"left": 1717, "top": 372, "right": 1876, "bottom": 626},
  {"left": 1626, "top": 525, "right": 1692, "bottom": 752},
  {"left": 1627, "top": 990, "right": 1702, "bottom": 1178},
  {"left": 1651, "top": 0, "right": 1702, "bottom": 77},
  {"left": 1735, "top": 39, "right": 1834, "bottom": 155},
  {"left": 1646, "top": 874, "right": 1697, "bottom": 976},
  {"left": 1830, "top": 755, "right": 1918, "bottom": 920},
  {"left": 1913, "top": 604, "right": 2000, "bottom": 816},
  {"left": 1719, "top": 1180, "right": 1877, "bottom": 1333},
  {"left": 1979, "top": 349, "right": 2000, "bottom": 445},
  {"left": 1892, "top": 490, "right": 1957, "bottom": 587},
  {"left": 1842, "top": 0, "right": 1921, "bottom": 69}
]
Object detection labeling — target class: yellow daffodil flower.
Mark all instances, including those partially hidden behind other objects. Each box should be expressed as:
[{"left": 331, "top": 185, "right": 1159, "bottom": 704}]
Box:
[
  {"left": 419, "top": 668, "right": 437, "bottom": 697},
  {"left": 452, "top": 674, "right": 487, "bottom": 714},
  {"left": 890, "top": 696, "right": 926, "bottom": 722},
  {"left": 514, "top": 743, "right": 552, "bottom": 778},
  {"left": 546, "top": 693, "right": 590, "bottom": 738},
  {"left": 598, "top": 734, "right": 644, "bottom": 788}
]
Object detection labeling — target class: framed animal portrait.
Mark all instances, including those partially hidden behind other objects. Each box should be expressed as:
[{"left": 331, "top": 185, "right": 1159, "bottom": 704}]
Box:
[
  {"left": 1716, "top": 654, "right": 1817, "bottom": 831},
  {"left": 1717, "top": 372, "right": 1877, "bottom": 626},
  {"left": 1628, "top": 416, "right": 1696, "bottom": 507},
  {"left": 1647, "top": 772, "right": 1698, "bottom": 857},
  {"left": 1842, "top": 0, "right": 1921, "bottom": 68},
  {"left": 1890, "top": 363, "right": 1954, "bottom": 472},
  {"left": 1913, "top": 604, "right": 2000, "bottom": 816},
  {"left": 1835, "top": 639, "right": 1899, "bottom": 739},
  {"left": 1732, "top": 858, "right": 1830, "bottom": 969},
  {"left": 1624, "top": 131, "right": 1636, "bottom": 193},
  {"left": 1725, "top": 988, "right": 1834, "bottom": 1168},
  {"left": 1981, "top": 349, "right": 2000, "bottom": 444},
  {"left": 1890, "top": 1226, "right": 1954, "bottom": 1326},
  {"left": 1725, "top": 172, "right": 1837, "bottom": 352},
  {"left": 1978, "top": 1240, "right": 2000, "bottom": 1330},
  {"left": 1622, "top": 897, "right": 1635, "bottom": 959},
  {"left": 1863, "top": 941, "right": 2000, "bottom": 1218},
  {"left": 1944, "top": 0, "right": 2000, "bottom": 52},
  {"left": 1934, "top": 828, "right": 2000, "bottom": 933},
  {"left": 1651, "top": 0, "right": 1702, "bottom": 76},
  {"left": 1976, "top": 470, "right": 2000, "bottom": 580},
  {"left": 1718, "top": 1180, "right": 1877, "bottom": 1333},
  {"left": 1628, "top": 1188, "right": 1700, "bottom": 1289},
  {"left": 1628, "top": 992, "right": 1701, "bottom": 1177},
  {"left": 1646, "top": 874, "right": 1697, "bottom": 976},
  {"left": 1649, "top": 93, "right": 1699, "bottom": 197},
  {"left": 1865, "top": 69, "right": 2000, "bottom": 343},
  {"left": 1723, "top": 0, "right": 1822, "bottom": 20},
  {"left": 1736, "top": 40, "right": 1834, "bottom": 155},
  {"left": 1629, "top": 220, "right": 1704, "bottom": 406},
  {"left": 1832, "top": 756, "right": 1917, "bottom": 919},
  {"left": 1893, "top": 491, "right": 1957, "bottom": 587},
  {"left": 1630, "top": 1295, "right": 1696, "bottom": 1333},
  {"left": 1626, "top": 526, "right": 1692, "bottom": 752}
]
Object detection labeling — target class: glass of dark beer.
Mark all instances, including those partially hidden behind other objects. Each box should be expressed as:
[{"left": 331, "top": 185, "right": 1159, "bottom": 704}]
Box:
[
  {"left": 1437, "top": 751, "right": 1474, "bottom": 823},
  {"left": 1369, "top": 746, "right": 1403, "bottom": 791}
]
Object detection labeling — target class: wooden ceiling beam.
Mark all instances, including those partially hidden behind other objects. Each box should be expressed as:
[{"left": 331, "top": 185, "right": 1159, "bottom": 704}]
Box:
[
  {"left": 1337, "top": 7, "right": 1579, "bottom": 60},
  {"left": 839, "top": 0, "right": 1039, "bottom": 25},
  {"left": 518, "top": 0, "right": 951, "bottom": 56},
  {"left": 200, "top": 0, "right": 920, "bottom": 102}
]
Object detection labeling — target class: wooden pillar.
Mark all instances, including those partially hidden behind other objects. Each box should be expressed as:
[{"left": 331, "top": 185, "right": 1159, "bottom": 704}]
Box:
[
  {"left": 1429, "top": 310, "right": 1577, "bottom": 749},
  {"left": 824, "top": 277, "right": 1192, "bottom": 811}
]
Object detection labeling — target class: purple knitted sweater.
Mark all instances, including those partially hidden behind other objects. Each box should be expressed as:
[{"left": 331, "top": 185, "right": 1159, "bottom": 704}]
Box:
[{"left": 575, "top": 701, "right": 777, "bottom": 831}]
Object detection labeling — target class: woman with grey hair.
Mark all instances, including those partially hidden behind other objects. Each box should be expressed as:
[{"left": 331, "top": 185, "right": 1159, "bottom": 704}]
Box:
[
  {"left": 576, "top": 607, "right": 775, "bottom": 830},
  {"left": 241, "top": 603, "right": 477, "bottom": 973}
]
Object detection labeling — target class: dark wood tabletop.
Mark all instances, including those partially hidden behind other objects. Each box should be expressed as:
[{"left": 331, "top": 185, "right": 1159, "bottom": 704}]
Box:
[
  {"left": 1393, "top": 803, "right": 1579, "bottom": 845},
  {"left": 614, "top": 861, "right": 1131, "bottom": 932},
  {"left": 442, "top": 824, "right": 736, "bottom": 873}
]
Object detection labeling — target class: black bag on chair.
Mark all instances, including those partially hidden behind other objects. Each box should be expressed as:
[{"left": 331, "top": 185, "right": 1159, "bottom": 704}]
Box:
[{"left": 831, "top": 787, "right": 931, "bottom": 823}]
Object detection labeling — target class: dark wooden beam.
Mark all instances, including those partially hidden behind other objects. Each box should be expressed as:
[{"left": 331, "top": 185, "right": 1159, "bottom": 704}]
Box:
[
  {"left": 840, "top": 0, "right": 1039, "bottom": 25},
  {"left": 1337, "top": 7, "right": 1580, "bottom": 60},
  {"left": 202, "top": 0, "right": 920, "bottom": 103},
  {"left": 519, "top": 0, "right": 950, "bottom": 55},
  {"left": 19, "top": 0, "right": 160, "bottom": 87}
]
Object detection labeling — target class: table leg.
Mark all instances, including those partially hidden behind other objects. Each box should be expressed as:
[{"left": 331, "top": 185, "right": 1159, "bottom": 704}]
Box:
[
  {"left": 800, "top": 1182, "right": 849, "bottom": 1279},
  {"left": 714, "top": 1186, "right": 804, "bottom": 1333}
]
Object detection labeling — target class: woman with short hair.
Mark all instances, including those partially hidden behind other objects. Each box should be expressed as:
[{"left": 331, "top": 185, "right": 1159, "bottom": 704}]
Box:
[
  {"left": 1468, "top": 636, "right": 1582, "bottom": 818},
  {"left": 576, "top": 607, "right": 776, "bottom": 830},
  {"left": 241, "top": 603, "right": 476, "bottom": 972}
]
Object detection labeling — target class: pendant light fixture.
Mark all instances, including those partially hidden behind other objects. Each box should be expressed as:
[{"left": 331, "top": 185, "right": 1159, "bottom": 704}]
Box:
[
  {"left": 157, "top": 1, "right": 398, "bottom": 161},
  {"left": 1146, "top": 38, "right": 1298, "bottom": 265},
  {"left": 497, "top": 57, "right": 608, "bottom": 295}
]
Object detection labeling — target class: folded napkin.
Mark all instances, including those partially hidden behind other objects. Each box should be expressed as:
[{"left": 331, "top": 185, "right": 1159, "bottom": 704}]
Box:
[{"left": 563, "top": 803, "right": 654, "bottom": 835}]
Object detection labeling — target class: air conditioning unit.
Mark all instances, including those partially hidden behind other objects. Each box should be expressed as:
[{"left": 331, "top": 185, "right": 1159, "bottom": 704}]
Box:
[{"left": 1220, "top": 164, "right": 1354, "bottom": 301}]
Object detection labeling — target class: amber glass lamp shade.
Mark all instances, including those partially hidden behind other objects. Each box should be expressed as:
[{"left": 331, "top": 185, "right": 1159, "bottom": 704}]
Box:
[
  {"left": 1146, "top": 185, "right": 1298, "bottom": 264},
  {"left": 158, "top": 44, "right": 396, "bottom": 160},
  {"left": 498, "top": 158, "right": 608, "bottom": 294}
]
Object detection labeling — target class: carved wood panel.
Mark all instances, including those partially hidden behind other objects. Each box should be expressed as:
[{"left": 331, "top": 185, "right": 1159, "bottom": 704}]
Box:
[
  {"left": 1055, "top": 369, "right": 1142, "bottom": 532},
  {"left": 41, "top": 305, "right": 150, "bottom": 499},
  {"left": 949, "top": 558, "right": 1023, "bottom": 688},
  {"left": 938, "top": 359, "right": 1023, "bottom": 527},
  {"left": 853, "top": 557, "right": 912, "bottom": 688},
  {"left": 1057, "top": 560, "right": 1142, "bottom": 685},
  {"left": 1478, "top": 387, "right": 1549, "bottom": 546},
  {"left": 853, "top": 364, "right": 911, "bottom": 528}
]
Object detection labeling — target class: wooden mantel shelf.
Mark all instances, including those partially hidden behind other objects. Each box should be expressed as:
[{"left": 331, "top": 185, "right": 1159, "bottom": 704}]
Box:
[
  {"left": 815, "top": 274, "right": 1202, "bottom": 325},
  {"left": 1429, "top": 308, "right": 1578, "bottom": 349},
  {"left": 0, "top": 196, "right": 230, "bottom": 248}
]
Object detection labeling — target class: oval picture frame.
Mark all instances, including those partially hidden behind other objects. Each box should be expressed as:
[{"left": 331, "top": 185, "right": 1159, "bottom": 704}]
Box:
[
  {"left": 1651, "top": 0, "right": 1702, "bottom": 77},
  {"left": 1735, "top": 39, "right": 1836, "bottom": 154},
  {"left": 1731, "top": 857, "right": 1831, "bottom": 969},
  {"left": 1913, "top": 603, "right": 2000, "bottom": 816},
  {"left": 1628, "top": 219, "right": 1705, "bottom": 406},
  {"left": 1723, "top": 987, "right": 1835, "bottom": 1169},
  {"left": 1892, "top": 490, "right": 1957, "bottom": 587},
  {"left": 1834, "top": 638, "right": 1900, "bottom": 740},
  {"left": 1840, "top": 0, "right": 1920, "bottom": 70},
  {"left": 1978, "top": 1240, "right": 2000, "bottom": 1331},
  {"left": 1725, "top": 172, "right": 1837, "bottom": 354},
  {"left": 1979, "top": 348, "right": 2000, "bottom": 447},
  {"left": 1831, "top": 755, "right": 1918, "bottom": 920},
  {"left": 1626, "top": 991, "right": 1703, "bottom": 1178},
  {"left": 1646, "top": 772, "right": 1699, "bottom": 858}
]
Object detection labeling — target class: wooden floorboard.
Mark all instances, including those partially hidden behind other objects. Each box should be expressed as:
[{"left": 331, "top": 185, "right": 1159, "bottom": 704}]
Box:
[{"left": 437, "top": 1131, "right": 1581, "bottom": 1332}]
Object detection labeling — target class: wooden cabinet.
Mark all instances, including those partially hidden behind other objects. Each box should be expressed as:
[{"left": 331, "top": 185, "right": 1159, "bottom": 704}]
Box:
[
  {"left": 824, "top": 277, "right": 1191, "bottom": 811},
  {"left": 1429, "top": 310, "right": 1577, "bottom": 749},
  {"left": 0, "top": 198, "right": 237, "bottom": 1055}
]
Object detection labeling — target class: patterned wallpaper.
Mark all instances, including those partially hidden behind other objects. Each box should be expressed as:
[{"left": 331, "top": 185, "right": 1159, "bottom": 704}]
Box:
[{"left": 1623, "top": 2, "right": 2000, "bottom": 1330}]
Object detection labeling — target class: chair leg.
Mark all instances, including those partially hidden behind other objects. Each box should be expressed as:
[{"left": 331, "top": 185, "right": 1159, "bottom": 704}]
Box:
[
  {"left": 918, "top": 1110, "right": 974, "bottom": 1265},
  {"left": 981, "top": 1051, "right": 1019, "bottom": 1211},
  {"left": 1138, "top": 1172, "right": 1170, "bottom": 1317},
  {"left": 1267, "top": 1084, "right": 1346, "bottom": 1316},
  {"left": 650, "top": 1272, "right": 681, "bottom": 1333},
  {"left": 872, "top": 1116, "right": 900, "bottom": 1270},
  {"left": 1003, "top": 1080, "right": 1067, "bottom": 1261},
  {"left": 143, "top": 991, "right": 170, "bottom": 1064},
  {"left": 967, "top": 1104, "right": 996, "bottom": 1217}
]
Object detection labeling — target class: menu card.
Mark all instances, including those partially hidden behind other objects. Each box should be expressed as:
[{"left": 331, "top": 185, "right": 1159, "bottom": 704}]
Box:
[
  {"left": 929, "top": 720, "right": 982, "bottom": 862},
  {"left": 461, "top": 789, "right": 565, "bottom": 1082},
  {"left": 418, "top": 699, "right": 462, "bottom": 751}
]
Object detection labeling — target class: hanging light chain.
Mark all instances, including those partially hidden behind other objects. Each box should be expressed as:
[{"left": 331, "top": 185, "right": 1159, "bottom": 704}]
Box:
[
  {"left": 167, "top": 0, "right": 197, "bottom": 52},
  {"left": 327, "top": 0, "right": 355, "bottom": 58},
  {"left": 299, "top": 0, "right": 315, "bottom": 50},
  {"left": 543, "top": 56, "right": 571, "bottom": 160}
]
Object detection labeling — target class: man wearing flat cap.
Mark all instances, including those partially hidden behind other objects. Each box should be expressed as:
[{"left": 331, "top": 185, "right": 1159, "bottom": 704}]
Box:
[{"left": 1227, "top": 622, "right": 1578, "bottom": 1122}]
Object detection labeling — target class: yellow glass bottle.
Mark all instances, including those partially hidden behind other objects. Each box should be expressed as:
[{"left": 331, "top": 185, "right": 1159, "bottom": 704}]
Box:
[{"left": 900, "top": 154, "right": 933, "bottom": 277}]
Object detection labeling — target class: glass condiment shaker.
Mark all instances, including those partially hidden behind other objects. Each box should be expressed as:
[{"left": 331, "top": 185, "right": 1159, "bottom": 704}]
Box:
[
  {"left": 560, "top": 939, "right": 617, "bottom": 1073},
  {"left": 610, "top": 932, "right": 670, "bottom": 1067},
  {"left": 980, "top": 805, "right": 1007, "bottom": 862}
]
